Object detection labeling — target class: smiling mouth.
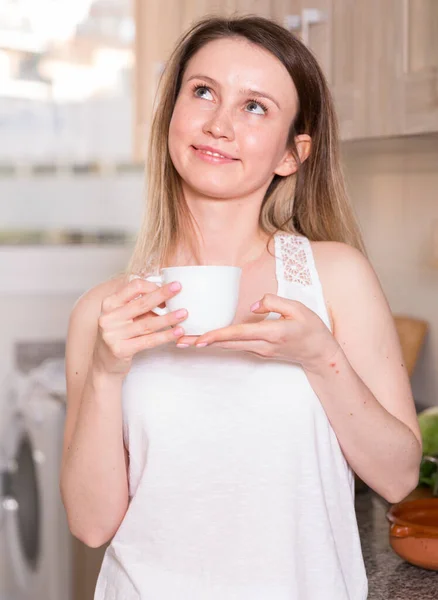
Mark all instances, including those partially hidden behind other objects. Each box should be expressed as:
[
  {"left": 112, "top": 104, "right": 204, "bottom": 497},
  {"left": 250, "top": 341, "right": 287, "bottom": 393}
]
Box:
[{"left": 192, "top": 146, "right": 238, "bottom": 160}]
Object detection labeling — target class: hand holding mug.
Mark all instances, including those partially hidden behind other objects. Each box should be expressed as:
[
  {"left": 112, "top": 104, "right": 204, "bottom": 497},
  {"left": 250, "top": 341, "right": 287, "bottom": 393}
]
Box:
[{"left": 92, "top": 277, "right": 188, "bottom": 378}]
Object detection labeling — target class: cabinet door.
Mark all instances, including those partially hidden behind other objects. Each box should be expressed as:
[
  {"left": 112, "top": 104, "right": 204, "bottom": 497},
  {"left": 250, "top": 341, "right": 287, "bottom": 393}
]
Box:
[
  {"left": 180, "top": 0, "right": 211, "bottom": 31},
  {"left": 396, "top": 0, "right": 438, "bottom": 134},
  {"left": 328, "top": 0, "right": 368, "bottom": 140},
  {"left": 301, "top": 0, "right": 331, "bottom": 77},
  {"left": 281, "top": 1, "right": 367, "bottom": 140},
  {"left": 359, "top": 0, "right": 403, "bottom": 137},
  {"left": 276, "top": 1, "right": 329, "bottom": 74},
  {"left": 271, "top": 0, "right": 301, "bottom": 25},
  {"left": 235, "top": 0, "right": 272, "bottom": 16},
  {"left": 180, "top": 0, "right": 273, "bottom": 22},
  {"left": 180, "top": 1, "right": 276, "bottom": 29}
]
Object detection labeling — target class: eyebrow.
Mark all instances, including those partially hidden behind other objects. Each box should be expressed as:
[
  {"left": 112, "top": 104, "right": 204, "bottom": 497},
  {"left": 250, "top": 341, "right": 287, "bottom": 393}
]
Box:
[{"left": 186, "top": 74, "right": 281, "bottom": 109}]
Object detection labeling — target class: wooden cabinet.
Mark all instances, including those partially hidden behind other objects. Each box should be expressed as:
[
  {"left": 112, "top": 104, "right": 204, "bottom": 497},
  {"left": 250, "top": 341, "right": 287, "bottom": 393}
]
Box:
[
  {"left": 279, "top": 0, "right": 368, "bottom": 140},
  {"left": 328, "top": 0, "right": 368, "bottom": 139},
  {"left": 394, "top": 0, "right": 438, "bottom": 135},
  {"left": 284, "top": 0, "right": 438, "bottom": 139},
  {"left": 133, "top": 0, "right": 438, "bottom": 158},
  {"left": 358, "top": 0, "right": 438, "bottom": 138}
]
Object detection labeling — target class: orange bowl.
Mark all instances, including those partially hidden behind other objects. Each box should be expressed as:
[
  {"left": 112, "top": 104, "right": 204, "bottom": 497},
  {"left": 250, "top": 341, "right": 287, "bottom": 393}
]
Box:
[{"left": 386, "top": 498, "right": 438, "bottom": 570}]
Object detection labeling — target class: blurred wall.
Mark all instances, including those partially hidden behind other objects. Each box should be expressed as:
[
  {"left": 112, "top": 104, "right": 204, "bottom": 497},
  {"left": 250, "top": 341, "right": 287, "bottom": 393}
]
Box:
[
  {"left": 0, "top": 168, "right": 143, "bottom": 232},
  {"left": 343, "top": 135, "right": 438, "bottom": 408}
]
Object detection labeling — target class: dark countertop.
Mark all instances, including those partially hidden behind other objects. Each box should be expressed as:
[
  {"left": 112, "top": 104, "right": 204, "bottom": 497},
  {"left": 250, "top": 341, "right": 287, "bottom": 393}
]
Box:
[{"left": 355, "top": 490, "right": 438, "bottom": 599}]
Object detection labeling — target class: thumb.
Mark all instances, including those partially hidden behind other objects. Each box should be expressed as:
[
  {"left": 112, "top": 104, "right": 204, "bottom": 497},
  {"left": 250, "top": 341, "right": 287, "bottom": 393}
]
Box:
[{"left": 251, "top": 294, "right": 300, "bottom": 319}]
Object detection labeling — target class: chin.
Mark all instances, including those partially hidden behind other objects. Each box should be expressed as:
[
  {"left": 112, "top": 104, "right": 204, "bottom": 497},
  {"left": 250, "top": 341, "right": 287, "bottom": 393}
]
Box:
[{"left": 189, "top": 185, "right": 233, "bottom": 200}]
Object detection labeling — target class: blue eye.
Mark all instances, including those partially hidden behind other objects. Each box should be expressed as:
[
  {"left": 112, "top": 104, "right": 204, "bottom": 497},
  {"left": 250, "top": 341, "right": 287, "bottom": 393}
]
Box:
[
  {"left": 190, "top": 83, "right": 269, "bottom": 115},
  {"left": 192, "top": 84, "right": 213, "bottom": 100},
  {"left": 246, "top": 99, "right": 269, "bottom": 115}
]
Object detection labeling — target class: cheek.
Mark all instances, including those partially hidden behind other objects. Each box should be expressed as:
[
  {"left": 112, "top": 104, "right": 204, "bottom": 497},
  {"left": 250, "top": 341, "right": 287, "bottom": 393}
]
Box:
[
  {"left": 169, "top": 107, "right": 189, "bottom": 142},
  {"left": 241, "top": 127, "right": 286, "bottom": 170},
  {"left": 168, "top": 105, "right": 205, "bottom": 164},
  {"left": 170, "top": 100, "right": 206, "bottom": 138},
  {"left": 168, "top": 109, "right": 189, "bottom": 167}
]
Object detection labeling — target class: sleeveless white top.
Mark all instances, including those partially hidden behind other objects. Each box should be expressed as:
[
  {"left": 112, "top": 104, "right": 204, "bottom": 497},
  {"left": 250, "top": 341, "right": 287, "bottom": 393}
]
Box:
[{"left": 95, "top": 233, "right": 368, "bottom": 600}]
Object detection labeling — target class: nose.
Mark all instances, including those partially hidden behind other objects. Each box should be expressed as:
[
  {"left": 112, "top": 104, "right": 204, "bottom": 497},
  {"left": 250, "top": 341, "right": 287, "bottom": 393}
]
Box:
[{"left": 202, "top": 107, "right": 235, "bottom": 140}]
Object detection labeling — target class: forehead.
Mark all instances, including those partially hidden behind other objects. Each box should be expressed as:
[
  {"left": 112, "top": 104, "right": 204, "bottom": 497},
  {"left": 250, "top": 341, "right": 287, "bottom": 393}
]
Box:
[{"left": 183, "top": 37, "right": 297, "bottom": 106}]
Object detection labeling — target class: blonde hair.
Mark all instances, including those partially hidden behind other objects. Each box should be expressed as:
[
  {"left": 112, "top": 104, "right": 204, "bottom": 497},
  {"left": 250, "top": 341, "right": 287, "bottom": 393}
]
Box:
[{"left": 127, "top": 14, "right": 365, "bottom": 275}]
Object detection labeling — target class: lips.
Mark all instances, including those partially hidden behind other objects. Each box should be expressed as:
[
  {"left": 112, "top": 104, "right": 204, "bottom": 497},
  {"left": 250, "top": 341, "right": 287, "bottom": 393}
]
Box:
[{"left": 193, "top": 145, "right": 237, "bottom": 160}]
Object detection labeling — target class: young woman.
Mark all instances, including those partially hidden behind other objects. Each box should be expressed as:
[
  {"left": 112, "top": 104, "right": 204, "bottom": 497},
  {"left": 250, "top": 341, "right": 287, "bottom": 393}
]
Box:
[{"left": 60, "top": 15, "right": 422, "bottom": 600}]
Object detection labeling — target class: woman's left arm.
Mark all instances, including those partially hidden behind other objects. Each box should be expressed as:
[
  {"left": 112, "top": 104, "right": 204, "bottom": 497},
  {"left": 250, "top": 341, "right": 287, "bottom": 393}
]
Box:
[{"left": 309, "top": 241, "right": 422, "bottom": 504}]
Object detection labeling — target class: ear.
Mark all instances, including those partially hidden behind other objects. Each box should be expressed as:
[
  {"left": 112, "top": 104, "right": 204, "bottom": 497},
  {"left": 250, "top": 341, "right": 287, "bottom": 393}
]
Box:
[{"left": 274, "top": 134, "right": 312, "bottom": 177}]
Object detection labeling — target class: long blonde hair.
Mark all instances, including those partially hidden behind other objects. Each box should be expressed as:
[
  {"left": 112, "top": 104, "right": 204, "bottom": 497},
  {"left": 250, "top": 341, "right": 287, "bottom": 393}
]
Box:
[{"left": 127, "top": 14, "right": 365, "bottom": 275}]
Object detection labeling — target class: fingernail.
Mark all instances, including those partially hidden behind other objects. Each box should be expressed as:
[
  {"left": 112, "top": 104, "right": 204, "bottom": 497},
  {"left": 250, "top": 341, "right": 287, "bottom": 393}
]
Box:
[
  {"left": 176, "top": 343, "right": 189, "bottom": 348},
  {"left": 175, "top": 309, "right": 187, "bottom": 319},
  {"left": 250, "top": 301, "right": 260, "bottom": 311},
  {"left": 195, "top": 342, "right": 208, "bottom": 348},
  {"left": 170, "top": 281, "right": 181, "bottom": 292},
  {"left": 173, "top": 327, "right": 184, "bottom": 336}
]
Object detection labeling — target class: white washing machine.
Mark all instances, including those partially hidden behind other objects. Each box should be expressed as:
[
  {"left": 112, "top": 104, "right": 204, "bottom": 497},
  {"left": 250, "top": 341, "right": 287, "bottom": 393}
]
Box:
[{"left": 0, "top": 359, "right": 72, "bottom": 600}]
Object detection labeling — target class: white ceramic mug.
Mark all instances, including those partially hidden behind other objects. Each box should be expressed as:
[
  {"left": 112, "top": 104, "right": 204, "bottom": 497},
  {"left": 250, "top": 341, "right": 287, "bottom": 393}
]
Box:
[{"left": 145, "top": 265, "right": 242, "bottom": 336}]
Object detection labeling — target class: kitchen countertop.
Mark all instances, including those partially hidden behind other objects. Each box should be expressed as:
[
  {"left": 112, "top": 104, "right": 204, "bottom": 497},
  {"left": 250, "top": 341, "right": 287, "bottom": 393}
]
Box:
[{"left": 355, "top": 489, "right": 438, "bottom": 599}]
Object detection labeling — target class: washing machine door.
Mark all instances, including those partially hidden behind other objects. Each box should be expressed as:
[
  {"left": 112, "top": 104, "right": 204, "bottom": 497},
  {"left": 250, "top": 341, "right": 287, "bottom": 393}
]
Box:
[{"left": 0, "top": 409, "right": 42, "bottom": 590}]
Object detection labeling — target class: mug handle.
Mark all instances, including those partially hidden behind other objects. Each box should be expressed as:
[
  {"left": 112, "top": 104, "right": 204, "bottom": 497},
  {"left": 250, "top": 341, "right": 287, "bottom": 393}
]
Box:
[{"left": 129, "top": 274, "right": 169, "bottom": 317}]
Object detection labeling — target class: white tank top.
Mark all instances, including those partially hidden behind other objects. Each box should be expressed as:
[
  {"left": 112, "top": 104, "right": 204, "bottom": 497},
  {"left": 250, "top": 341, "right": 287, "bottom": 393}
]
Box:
[{"left": 95, "top": 232, "right": 368, "bottom": 600}]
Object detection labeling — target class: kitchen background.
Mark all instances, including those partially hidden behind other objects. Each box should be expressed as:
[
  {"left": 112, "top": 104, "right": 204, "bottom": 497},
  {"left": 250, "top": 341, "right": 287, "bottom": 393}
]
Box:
[{"left": 0, "top": 1, "right": 437, "bottom": 600}]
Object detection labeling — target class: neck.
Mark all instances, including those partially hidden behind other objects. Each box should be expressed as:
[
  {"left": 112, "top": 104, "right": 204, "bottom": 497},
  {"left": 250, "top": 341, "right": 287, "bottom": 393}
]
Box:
[{"left": 181, "top": 195, "right": 270, "bottom": 267}]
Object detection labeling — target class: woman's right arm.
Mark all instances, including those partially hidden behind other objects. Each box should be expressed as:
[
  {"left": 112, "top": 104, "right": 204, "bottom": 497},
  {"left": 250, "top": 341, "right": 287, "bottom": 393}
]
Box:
[{"left": 60, "top": 276, "right": 187, "bottom": 548}]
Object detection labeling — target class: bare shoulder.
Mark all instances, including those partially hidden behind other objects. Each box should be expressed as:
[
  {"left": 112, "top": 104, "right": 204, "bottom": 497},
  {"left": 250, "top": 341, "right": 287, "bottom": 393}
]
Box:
[
  {"left": 308, "top": 241, "right": 383, "bottom": 331},
  {"left": 309, "top": 240, "right": 371, "bottom": 279},
  {"left": 69, "top": 273, "right": 128, "bottom": 326}
]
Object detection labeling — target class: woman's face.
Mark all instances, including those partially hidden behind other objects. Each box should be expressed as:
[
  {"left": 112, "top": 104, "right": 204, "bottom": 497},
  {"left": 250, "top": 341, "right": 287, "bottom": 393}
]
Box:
[{"left": 168, "top": 37, "right": 305, "bottom": 201}]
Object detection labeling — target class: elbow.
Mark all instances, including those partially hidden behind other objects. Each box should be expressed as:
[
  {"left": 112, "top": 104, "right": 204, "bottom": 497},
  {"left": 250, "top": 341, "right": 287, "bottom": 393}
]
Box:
[
  {"left": 59, "top": 475, "right": 128, "bottom": 548},
  {"left": 383, "top": 442, "right": 423, "bottom": 505},
  {"left": 65, "top": 506, "right": 124, "bottom": 547},
  {"left": 67, "top": 516, "right": 117, "bottom": 548},
  {"left": 72, "top": 528, "right": 112, "bottom": 549},
  {"left": 383, "top": 473, "right": 420, "bottom": 505},
  {"left": 61, "top": 492, "right": 121, "bottom": 548}
]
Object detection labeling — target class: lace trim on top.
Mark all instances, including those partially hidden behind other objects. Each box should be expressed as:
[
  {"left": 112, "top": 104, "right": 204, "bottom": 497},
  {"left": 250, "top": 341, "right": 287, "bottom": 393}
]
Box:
[
  {"left": 277, "top": 233, "right": 312, "bottom": 286},
  {"left": 133, "top": 234, "right": 313, "bottom": 286}
]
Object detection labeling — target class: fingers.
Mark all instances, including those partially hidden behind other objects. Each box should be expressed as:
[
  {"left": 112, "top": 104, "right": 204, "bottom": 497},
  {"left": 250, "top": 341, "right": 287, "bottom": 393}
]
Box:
[
  {"left": 194, "top": 320, "right": 274, "bottom": 346},
  {"left": 175, "top": 336, "right": 274, "bottom": 358},
  {"left": 175, "top": 335, "right": 199, "bottom": 347},
  {"left": 251, "top": 294, "right": 301, "bottom": 319},
  {"left": 209, "top": 340, "right": 274, "bottom": 357},
  {"left": 101, "top": 278, "right": 156, "bottom": 313},
  {"left": 176, "top": 294, "right": 306, "bottom": 349},
  {"left": 107, "top": 325, "right": 186, "bottom": 359},
  {"left": 122, "top": 308, "right": 188, "bottom": 339},
  {"left": 102, "top": 278, "right": 182, "bottom": 321}
]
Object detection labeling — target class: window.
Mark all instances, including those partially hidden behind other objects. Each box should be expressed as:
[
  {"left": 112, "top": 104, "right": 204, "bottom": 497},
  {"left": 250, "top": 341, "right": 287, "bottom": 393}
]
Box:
[{"left": 0, "top": 0, "right": 135, "bottom": 163}]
